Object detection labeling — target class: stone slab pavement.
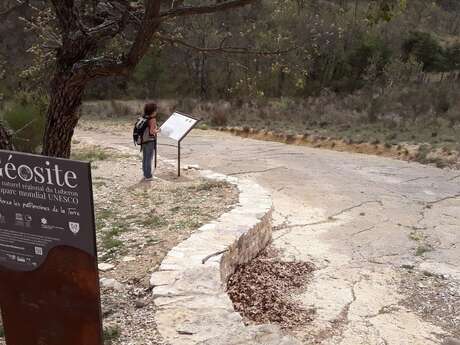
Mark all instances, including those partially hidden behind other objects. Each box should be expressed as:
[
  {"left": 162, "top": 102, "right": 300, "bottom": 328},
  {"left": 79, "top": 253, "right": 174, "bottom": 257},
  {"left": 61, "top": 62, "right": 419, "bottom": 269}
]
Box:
[
  {"left": 155, "top": 129, "right": 460, "bottom": 345},
  {"left": 79, "top": 127, "right": 460, "bottom": 345}
]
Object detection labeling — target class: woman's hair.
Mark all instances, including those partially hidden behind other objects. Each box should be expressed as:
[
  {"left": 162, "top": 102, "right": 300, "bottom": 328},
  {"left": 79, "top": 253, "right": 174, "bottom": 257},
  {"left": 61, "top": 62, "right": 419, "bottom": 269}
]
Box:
[{"left": 144, "top": 102, "right": 158, "bottom": 116}]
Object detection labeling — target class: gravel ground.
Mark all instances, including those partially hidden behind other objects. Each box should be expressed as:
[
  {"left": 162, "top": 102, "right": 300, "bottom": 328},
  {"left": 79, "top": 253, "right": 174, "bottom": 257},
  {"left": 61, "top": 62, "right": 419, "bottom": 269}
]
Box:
[
  {"left": 399, "top": 268, "right": 460, "bottom": 340},
  {"left": 0, "top": 139, "right": 238, "bottom": 345}
]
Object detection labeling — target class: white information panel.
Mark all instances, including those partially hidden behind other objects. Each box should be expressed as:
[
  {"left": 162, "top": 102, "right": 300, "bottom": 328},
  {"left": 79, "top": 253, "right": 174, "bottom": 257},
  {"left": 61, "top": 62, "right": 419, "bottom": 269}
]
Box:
[{"left": 160, "top": 112, "right": 198, "bottom": 141}]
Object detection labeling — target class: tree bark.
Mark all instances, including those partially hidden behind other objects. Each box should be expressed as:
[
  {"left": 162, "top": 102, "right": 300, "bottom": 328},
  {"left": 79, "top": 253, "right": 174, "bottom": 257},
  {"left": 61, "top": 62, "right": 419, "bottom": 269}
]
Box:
[
  {"left": 42, "top": 71, "right": 86, "bottom": 158},
  {"left": 0, "top": 121, "right": 13, "bottom": 151}
]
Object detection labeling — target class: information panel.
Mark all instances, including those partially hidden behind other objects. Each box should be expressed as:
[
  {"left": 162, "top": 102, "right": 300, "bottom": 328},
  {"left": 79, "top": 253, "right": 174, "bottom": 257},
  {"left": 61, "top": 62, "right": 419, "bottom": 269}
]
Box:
[
  {"left": 0, "top": 149, "right": 102, "bottom": 345},
  {"left": 0, "top": 151, "right": 95, "bottom": 270},
  {"left": 160, "top": 111, "right": 199, "bottom": 141}
]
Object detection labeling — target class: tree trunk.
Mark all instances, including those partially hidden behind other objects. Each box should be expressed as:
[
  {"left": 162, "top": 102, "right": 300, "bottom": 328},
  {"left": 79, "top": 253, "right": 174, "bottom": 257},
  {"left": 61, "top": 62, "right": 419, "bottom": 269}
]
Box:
[
  {"left": 199, "top": 53, "right": 208, "bottom": 99},
  {"left": 42, "top": 72, "right": 86, "bottom": 158},
  {"left": 0, "top": 121, "right": 13, "bottom": 151}
]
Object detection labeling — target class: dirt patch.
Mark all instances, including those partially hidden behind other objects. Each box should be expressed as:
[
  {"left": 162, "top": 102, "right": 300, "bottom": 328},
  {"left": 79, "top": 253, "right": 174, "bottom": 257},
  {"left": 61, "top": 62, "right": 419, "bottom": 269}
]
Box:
[
  {"left": 399, "top": 269, "right": 460, "bottom": 339},
  {"left": 0, "top": 139, "right": 238, "bottom": 345},
  {"left": 227, "top": 247, "right": 315, "bottom": 330},
  {"left": 85, "top": 144, "right": 238, "bottom": 345}
]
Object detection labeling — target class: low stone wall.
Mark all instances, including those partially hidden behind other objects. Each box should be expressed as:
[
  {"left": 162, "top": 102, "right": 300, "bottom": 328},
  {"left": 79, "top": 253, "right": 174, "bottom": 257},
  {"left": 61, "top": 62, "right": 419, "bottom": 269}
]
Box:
[
  {"left": 150, "top": 170, "right": 300, "bottom": 345},
  {"left": 220, "top": 208, "right": 272, "bottom": 284}
]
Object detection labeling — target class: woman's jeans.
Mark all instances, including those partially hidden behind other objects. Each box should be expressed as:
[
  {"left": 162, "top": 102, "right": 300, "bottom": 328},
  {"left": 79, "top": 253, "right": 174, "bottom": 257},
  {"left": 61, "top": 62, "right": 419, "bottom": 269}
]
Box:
[{"left": 142, "top": 141, "right": 155, "bottom": 178}]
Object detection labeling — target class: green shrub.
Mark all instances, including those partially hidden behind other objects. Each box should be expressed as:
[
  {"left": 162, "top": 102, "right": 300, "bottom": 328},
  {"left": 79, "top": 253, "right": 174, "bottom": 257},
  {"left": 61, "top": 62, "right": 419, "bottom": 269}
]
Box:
[
  {"left": 401, "top": 32, "right": 460, "bottom": 74},
  {"left": 198, "top": 123, "right": 209, "bottom": 130},
  {"left": 402, "top": 31, "right": 446, "bottom": 72},
  {"left": 327, "top": 34, "right": 392, "bottom": 93},
  {"left": 103, "top": 325, "right": 121, "bottom": 345},
  {"left": 349, "top": 35, "right": 392, "bottom": 78},
  {"left": 0, "top": 93, "right": 47, "bottom": 153}
]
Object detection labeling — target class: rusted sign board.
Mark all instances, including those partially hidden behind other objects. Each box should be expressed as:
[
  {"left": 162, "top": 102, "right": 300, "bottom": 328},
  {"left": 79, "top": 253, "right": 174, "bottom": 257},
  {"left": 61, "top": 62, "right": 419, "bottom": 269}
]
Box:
[{"left": 0, "top": 150, "right": 102, "bottom": 345}]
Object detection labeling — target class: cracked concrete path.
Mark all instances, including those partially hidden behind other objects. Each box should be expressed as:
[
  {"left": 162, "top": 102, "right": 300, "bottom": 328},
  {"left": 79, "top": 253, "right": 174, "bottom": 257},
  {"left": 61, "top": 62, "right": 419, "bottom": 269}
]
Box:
[{"left": 79, "top": 128, "right": 460, "bottom": 345}]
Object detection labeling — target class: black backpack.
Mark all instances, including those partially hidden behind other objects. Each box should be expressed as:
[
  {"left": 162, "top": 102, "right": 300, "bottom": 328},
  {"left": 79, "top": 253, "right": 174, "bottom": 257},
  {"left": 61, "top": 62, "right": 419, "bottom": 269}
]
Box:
[{"left": 133, "top": 115, "right": 149, "bottom": 146}]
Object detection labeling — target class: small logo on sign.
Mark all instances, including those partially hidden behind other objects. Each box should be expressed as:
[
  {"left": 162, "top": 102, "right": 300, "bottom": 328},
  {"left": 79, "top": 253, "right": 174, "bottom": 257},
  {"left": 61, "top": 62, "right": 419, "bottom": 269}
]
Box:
[
  {"left": 41, "top": 218, "right": 47, "bottom": 225},
  {"left": 69, "top": 222, "right": 80, "bottom": 235},
  {"left": 35, "top": 247, "right": 43, "bottom": 256},
  {"left": 17, "top": 256, "right": 26, "bottom": 263},
  {"left": 15, "top": 213, "right": 24, "bottom": 227},
  {"left": 24, "top": 214, "right": 32, "bottom": 227}
]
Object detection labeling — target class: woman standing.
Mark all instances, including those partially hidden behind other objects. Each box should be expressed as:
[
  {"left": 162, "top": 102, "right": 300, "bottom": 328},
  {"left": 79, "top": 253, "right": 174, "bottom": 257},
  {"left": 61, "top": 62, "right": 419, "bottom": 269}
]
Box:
[{"left": 141, "top": 102, "right": 160, "bottom": 181}]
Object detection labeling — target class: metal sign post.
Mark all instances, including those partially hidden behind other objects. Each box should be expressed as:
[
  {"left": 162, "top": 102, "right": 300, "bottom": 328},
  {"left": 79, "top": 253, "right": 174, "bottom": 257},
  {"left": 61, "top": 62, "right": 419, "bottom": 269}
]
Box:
[
  {"left": 178, "top": 140, "right": 181, "bottom": 177},
  {"left": 154, "top": 139, "right": 158, "bottom": 169},
  {"left": 0, "top": 150, "right": 103, "bottom": 345},
  {"left": 159, "top": 111, "right": 200, "bottom": 177}
]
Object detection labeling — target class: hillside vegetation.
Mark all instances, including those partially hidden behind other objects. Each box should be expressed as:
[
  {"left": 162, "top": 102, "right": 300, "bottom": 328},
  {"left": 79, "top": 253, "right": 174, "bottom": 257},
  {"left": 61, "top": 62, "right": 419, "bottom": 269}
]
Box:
[{"left": 0, "top": 0, "right": 459, "bottom": 163}]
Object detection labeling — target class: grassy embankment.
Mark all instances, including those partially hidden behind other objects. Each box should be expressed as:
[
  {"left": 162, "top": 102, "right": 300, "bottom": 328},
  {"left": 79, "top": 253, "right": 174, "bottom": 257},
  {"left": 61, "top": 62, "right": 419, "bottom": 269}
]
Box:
[{"left": 82, "top": 96, "right": 460, "bottom": 169}]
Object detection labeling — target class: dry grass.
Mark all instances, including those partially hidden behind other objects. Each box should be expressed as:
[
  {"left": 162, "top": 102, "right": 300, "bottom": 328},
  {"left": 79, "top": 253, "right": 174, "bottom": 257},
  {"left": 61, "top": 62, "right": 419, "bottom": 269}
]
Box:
[
  {"left": 81, "top": 91, "right": 460, "bottom": 170},
  {"left": 217, "top": 126, "right": 460, "bottom": 169}
]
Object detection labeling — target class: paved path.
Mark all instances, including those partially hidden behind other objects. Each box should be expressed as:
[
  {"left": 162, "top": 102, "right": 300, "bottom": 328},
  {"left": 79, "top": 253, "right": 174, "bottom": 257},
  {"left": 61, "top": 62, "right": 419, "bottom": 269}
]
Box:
[{"left": 84, "top": 128, "right": 460, "bottom": 344}]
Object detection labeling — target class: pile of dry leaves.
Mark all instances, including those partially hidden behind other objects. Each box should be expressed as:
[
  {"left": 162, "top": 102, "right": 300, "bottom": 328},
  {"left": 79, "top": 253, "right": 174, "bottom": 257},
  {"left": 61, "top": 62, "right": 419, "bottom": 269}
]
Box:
[{"left": 227, "top": 248, "right": 315, "bottom": 329}]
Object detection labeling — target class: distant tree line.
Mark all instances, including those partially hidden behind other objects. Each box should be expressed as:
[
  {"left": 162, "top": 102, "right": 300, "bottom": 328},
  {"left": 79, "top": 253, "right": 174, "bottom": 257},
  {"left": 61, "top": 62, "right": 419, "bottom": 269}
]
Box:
[
  {"left": 1, "top": 0, "right": 460, "bottom": 154},
  {"left": 2, "top": 0, "right": 460, "bottom": 101},
  {"left": 81, "top": 0, "right": 460, "bottom": 99}
]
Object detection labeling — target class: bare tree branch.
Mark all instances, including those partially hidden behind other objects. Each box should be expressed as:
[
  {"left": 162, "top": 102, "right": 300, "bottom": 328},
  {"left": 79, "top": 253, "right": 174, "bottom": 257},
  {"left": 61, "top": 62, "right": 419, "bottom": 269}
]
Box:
[
  {"left": 49, "top": 1, "right": 129, "bottom": 44},
  {"left": 33, "top": 0, "right": 270, "bottom": 157},
  {"left": 125, "top": 0, "right": 162, "bottom": 66},
  {"left": 160, "top": 0, "right": 256, "bottom": 19},
  {"left": 0, "top": 121, "right": 14, "bottom": 151},
  {"left": 29, "top": 0, "right": 262, "bottom": 80},
  {"left": 86, "top": 18, "right": 125, "bottom": 41},
  {"left": 157, "top": 34, "right": 295, "bottom": 56},
  {"left": 13, "top": 119, "right": 37, "bottom": 135},
  {"left": 81, "top": 0, "right": 163, "bottom": 78},
  {"left": 85, "top": 1, "right": 133, "bottom": 40},
  {"left": 77, "top": 57, "right": 129, "bottom": 78}
]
